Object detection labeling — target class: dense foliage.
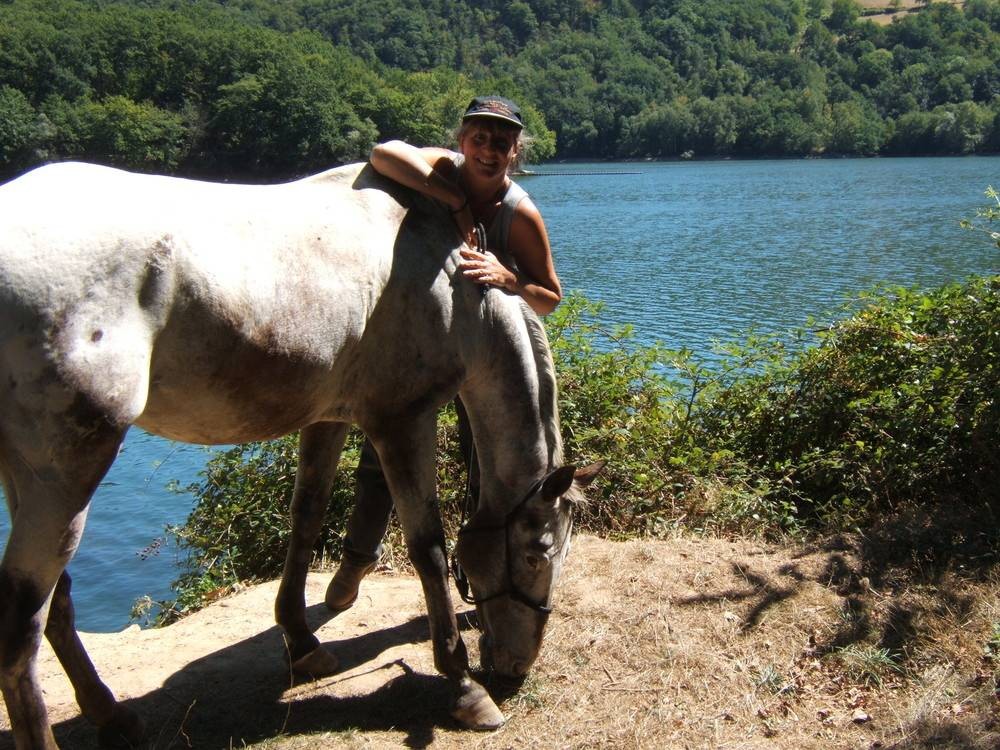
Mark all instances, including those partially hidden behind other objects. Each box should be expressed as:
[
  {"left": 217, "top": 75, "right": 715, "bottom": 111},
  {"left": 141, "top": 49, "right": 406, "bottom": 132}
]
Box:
[
  {"left": 142, "top": 274, "right": 1000, "bottom": 624},
  {"left": 0, "top": 0, "right": 554, "bottom": 178},
  {"left": 3, "top": 0, "right": 1000, "bottom": 177}
]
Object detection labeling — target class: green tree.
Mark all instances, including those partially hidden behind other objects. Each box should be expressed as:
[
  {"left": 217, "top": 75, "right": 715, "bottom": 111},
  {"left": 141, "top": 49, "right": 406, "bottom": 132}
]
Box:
[
  {"left": 828, "top": 98, "right": 886, "bottom": 154},
  {"left": 620, "top": 100, "right": 695, "bottom": 157},
  {"left": 0, "top": 85, "right": 51, "bottom": 172},
  {"left": 931, "top": 100, "right": 994, "bottom": 153},
  {"left": 828, "top": 0, "right": 861, "bottom": 31},
  {"left": 205, "top": 38, "right": 379, "bottom": 175},
  {"left": 78, "top": 95, "right": 189, "bottom": 170},
  {"left": 504, "top": 1, "right": 539, "bottom": 44},
  {"left": 856, "top": 49, "right": 894, "bottom": 88},
  {"left": 887, "top": 109, "right": 937, "bottom": 152},
  {"left": 3, "top": 0, "right": 1000, "bottom": 164}
]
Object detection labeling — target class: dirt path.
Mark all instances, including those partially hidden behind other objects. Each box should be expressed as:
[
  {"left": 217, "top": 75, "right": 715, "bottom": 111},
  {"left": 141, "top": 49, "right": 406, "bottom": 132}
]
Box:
[{"left": 1, "top": 534, "right": 996, "bottom": 749}]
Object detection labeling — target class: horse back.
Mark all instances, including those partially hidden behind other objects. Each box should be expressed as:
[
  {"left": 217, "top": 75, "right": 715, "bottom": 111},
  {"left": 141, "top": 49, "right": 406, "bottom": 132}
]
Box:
[{"left": 0, "top": 162, "right": 457, "bottom": 445}]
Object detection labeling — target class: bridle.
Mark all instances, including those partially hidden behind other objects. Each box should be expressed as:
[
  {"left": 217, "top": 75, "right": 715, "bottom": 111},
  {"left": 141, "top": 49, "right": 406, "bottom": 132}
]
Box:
[{"left": 451, "top": 471, "right": 573, "bottom": 617}]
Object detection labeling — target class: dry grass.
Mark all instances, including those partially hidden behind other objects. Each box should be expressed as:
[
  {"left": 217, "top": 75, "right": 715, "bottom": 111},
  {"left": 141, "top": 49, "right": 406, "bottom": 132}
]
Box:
[
  {"left": 478, "top": 536, "right": 998, "bottom": 750},
  {"left": 859, "top": 0, "right": 966, "bottom": 25},
  {"left": 5, "top": 528, "right": 998, "bottom": 750}
]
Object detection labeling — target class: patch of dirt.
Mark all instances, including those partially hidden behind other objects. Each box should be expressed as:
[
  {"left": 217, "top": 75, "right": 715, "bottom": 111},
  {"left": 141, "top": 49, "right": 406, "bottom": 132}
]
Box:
[{"left": 1, "top": 534, "right": 997, "bottom": 749}]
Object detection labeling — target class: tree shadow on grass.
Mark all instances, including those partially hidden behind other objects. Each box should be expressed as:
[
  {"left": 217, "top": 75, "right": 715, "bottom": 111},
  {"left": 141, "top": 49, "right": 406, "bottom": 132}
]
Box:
[
  {"left": 7, "top": 604, "right": 487, "bottom": 750},
  {"left": 672, "top": 502, "right": 1000, "bottom": 750},
  {"left": 675, "top": 501, "right": 999, "bottom": 655},
  {"left": 884, "top": 717, "right": 1000, "bottom": 750}
]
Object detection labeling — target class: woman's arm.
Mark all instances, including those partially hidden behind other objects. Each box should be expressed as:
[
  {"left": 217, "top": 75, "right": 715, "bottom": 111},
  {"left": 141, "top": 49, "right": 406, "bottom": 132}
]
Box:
[
  {"left": 370, "top": 140, "right": 478, "bottom": 246},
  {"left": 460, "top": 197, "right": 562, "bottom": 316},
  {"left": 370, "top": 141, "right": 466, "bottom": 211}
]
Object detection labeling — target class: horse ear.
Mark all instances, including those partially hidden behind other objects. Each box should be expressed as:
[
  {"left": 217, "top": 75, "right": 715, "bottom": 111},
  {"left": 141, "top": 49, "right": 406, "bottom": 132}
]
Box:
[
  {"left": 573, "top": 460, "right": 606, "bottom": 487},
  {"left": 541, "top": 465, "right": 577, "bottom": 501}
]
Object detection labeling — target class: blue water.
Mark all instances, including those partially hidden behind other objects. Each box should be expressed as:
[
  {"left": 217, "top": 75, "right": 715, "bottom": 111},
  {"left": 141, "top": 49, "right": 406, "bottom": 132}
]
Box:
[
  {"left": 525, "top": 157, "right": 999, "bottom": 351},
  {"left": 1, "top": 156, "right": 997, "bottom": 632}
]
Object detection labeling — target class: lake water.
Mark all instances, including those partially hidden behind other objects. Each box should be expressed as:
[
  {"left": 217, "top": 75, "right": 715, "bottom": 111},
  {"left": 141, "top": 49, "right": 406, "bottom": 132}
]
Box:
[{"left": 1, "top": 156, "right": 997, "bottom": 632}]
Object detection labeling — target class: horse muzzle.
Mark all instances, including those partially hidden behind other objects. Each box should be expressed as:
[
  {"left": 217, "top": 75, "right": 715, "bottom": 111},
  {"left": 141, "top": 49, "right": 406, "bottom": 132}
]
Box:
[{"left": 480, "top": 633, "right": 537, "bottom": 678}]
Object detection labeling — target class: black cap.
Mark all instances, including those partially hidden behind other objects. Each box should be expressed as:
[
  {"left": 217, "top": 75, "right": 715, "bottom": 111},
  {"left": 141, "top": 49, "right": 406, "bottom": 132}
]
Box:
[{"left": 462, "top": 96, "right": 523, "bottom": 128}]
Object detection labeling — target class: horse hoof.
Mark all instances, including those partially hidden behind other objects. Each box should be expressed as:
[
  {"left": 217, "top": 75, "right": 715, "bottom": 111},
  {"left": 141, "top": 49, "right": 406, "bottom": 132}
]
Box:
[
  {"left": 291, "top": 645, "right": 340, "bottom": 678},
  {"left": 97, "top": 705, "right": 145, "bottom": 748},
  {"left": 451, "top": 680, "right": 505, "bottom": 730}
]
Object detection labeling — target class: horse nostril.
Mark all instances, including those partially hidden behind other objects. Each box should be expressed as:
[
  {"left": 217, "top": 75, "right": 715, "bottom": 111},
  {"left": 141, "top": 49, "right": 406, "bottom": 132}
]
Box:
[{"left": 512, "top": 661, "right": 529, "bottom": 677}]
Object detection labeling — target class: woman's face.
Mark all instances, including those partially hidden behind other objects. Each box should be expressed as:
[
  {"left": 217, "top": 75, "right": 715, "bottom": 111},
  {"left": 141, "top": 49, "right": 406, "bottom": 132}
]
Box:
[{"left": 460, "top": 121, "right": 520, "bottom": 183}]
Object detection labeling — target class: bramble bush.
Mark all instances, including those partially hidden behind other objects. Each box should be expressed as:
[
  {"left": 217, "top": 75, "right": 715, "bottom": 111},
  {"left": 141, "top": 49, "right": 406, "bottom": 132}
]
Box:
[
  {"left": 142, "top": 274, "right": 1000, "bottom": 624},
  {"left": 694, "top": 278, "right": 1000, "bottom": 527}
]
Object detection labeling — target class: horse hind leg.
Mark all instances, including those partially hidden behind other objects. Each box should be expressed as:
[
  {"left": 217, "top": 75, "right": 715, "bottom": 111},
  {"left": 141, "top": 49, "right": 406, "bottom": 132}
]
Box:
[
  {"left": 44, "top": 572, "right": 144, "bottom": 746},
  {"left": 0, "top": 434, "right": 141, "bottom": 749}
]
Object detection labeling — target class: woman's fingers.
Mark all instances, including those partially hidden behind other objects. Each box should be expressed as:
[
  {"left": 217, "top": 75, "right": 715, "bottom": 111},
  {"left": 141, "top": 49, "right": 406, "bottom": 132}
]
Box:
[
  {"left": 460, "top": 247, "right": 491, "bottom": 259},
  {"left": 459, "top": 256, "right": 511, "bottom": 288},
  {"left": 459, "top": 255, "right": 492, "bottom": 284},
  {"left": 464, "top": 270, "right": 494, "bottom": 286}
]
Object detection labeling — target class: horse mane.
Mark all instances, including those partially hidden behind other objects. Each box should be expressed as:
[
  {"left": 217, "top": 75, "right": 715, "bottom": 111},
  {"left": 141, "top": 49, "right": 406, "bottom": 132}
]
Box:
[{"left": 518, "top": 301, "right": 587, "bottom": 508}]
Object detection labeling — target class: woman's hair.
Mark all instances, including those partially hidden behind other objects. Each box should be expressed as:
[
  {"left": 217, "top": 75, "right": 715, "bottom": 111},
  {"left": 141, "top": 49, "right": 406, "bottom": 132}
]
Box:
[{"left": 452, "top": 119, "right": 534, "bottom": 172}]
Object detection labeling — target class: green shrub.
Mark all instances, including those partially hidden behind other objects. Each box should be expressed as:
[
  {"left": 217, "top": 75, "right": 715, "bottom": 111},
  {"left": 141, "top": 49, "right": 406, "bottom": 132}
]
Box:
[
  {"left": 960, "top": 185, "right": 1000, "bottom": 249},
  {"left": 694, "top": 277, "right": 1000, "bottom": 528}
]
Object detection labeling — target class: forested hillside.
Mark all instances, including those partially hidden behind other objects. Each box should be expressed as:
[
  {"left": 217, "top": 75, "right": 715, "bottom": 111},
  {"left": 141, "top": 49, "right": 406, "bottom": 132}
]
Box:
[{"left": 1, "top": 0, "right": 999, "bottom": 177}]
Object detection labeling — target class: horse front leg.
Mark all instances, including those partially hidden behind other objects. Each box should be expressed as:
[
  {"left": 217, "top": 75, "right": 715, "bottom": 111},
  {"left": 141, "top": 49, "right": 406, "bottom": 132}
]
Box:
[
  {"left": 275, "top": 421, "right": 349, "bottom": 676},
  {"left": 371, "top": 415, "right": 504, "bottom": 730}
]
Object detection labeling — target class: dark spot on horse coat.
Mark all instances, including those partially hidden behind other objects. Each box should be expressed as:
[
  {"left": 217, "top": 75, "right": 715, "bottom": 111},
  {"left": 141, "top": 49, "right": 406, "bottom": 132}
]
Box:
[
  {"left": 91, "top": 330, "right": 103, "bottom": 343},
  {"left": 0, "top": 570, "right": 45, "bottom": 669}
]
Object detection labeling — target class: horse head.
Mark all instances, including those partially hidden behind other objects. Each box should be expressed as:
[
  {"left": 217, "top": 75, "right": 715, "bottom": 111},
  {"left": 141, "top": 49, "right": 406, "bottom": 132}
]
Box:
[{"left": 455, "top": 460, "right": 604, "bottom": 677}]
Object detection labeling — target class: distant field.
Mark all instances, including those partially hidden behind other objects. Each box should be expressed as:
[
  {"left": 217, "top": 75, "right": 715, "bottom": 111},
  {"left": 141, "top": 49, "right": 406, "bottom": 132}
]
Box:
[{"left": 859, "top": 0, "right": 966, "bottom": 25}]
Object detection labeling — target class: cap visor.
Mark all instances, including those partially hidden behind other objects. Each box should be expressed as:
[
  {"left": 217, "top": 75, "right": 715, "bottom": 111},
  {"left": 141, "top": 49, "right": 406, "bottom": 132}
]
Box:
[{"left": 462, "top": 112, "right": 523, "bottom": 128}]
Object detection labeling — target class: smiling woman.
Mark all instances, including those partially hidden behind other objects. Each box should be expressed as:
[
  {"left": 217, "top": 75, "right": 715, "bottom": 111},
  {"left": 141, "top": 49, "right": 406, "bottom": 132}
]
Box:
[
  {"left": 368, "top": 95, "right": 561, "bottom": 315},
  {"left": 326, "top": 95, "right": 567, "bottom": 630}
]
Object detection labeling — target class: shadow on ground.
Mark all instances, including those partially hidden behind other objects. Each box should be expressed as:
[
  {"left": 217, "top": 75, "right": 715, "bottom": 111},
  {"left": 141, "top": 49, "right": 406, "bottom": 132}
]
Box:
[
  {"left": 676, "top": 501, "right": 999, "bottom": 655},
  {"left": 1, "top": 604, "right": 488, "bottom": 750},
  {"left": 672, "top": 501, "right": 1000, "bottom": 750}
]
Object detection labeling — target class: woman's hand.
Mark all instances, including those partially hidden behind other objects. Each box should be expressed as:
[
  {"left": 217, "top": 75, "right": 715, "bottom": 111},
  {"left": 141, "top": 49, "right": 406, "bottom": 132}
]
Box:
[{"left": 459, "top": 248, "right": 518, "bottom": 290}]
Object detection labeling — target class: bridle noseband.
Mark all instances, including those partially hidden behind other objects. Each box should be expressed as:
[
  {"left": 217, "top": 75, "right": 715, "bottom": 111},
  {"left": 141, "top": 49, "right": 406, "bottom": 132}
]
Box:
[{"left": 451, "top": 476, "right": 572, "bottom": 617}]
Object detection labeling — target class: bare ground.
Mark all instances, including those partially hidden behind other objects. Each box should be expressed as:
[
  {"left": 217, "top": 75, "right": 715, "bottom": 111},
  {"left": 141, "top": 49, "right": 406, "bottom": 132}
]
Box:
[
  {"left": 1, "top": 531, "right": 997, "bottom": 750},
  {"left": 858, "top": 0, "right": 965, "bottom": 25}
]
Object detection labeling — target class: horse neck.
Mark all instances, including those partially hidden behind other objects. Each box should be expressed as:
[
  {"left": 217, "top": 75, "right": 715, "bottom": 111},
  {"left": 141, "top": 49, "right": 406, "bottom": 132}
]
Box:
[{"left": 460, "top": 296, "right": 562, "bottom": 515}]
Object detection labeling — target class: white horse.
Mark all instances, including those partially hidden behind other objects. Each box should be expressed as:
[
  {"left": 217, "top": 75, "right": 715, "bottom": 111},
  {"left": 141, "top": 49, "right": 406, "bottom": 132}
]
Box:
[{"left": 0, "top": 161, "right": 603, "bottom": 748}]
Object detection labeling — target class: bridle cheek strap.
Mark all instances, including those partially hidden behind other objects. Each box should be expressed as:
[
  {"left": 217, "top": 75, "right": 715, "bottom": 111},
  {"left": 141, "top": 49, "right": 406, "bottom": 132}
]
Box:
[{"left": 452, "top": 477, "right": 569, "bottom": 617}]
